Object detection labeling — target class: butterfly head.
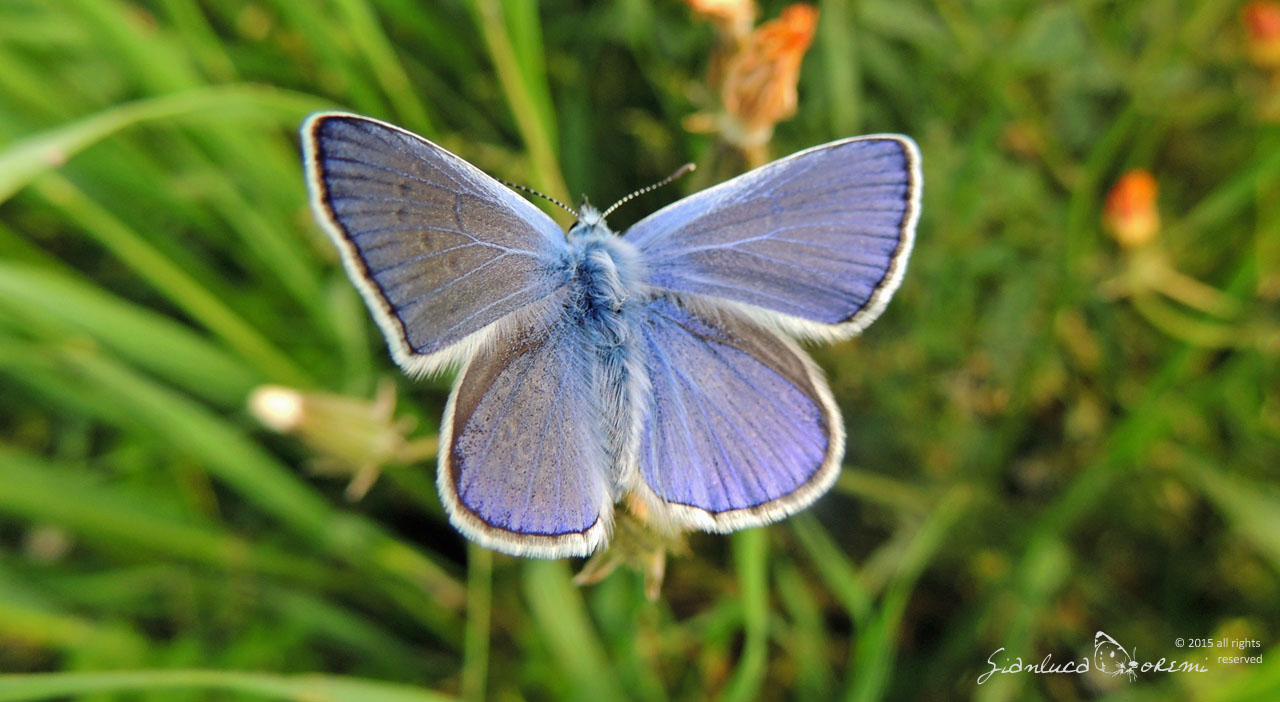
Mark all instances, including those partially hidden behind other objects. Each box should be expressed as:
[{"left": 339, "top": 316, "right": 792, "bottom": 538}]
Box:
[
  {"left": 569, "top": 198, "right": 612, "bottom": 238},
  {"left": 571, "top": 163, "right": 697, "bottom": 240}
]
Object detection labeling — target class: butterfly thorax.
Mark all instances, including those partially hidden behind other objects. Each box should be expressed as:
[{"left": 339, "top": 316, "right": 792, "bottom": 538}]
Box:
[{"left": 565, "top": 220, "right": 642, "bottom": 342}]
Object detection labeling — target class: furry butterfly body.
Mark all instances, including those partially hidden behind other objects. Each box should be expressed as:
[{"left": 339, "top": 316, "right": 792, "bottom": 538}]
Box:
[{"left": 302, "top": 113, "right": 920, "bottom": 558}]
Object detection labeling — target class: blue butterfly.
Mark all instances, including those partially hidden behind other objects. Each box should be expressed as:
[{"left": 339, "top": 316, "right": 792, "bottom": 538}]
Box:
[{"left": 302, "top": 113, "right": 920, "bottom": 558}]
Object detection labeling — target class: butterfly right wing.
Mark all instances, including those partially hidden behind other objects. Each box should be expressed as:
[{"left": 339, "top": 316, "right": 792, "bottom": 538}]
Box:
[
  {"left": 632, "top": 297, "right": 843, "bottom": 532},
  {"left": 438, "top": 297, "right": 614, "bottom": 558},
  {"left": 303, "top": 112, "right": 571, "bottom": 376},
  {"left": 624, "top": 136, "right": 920, "bottom": 341}
]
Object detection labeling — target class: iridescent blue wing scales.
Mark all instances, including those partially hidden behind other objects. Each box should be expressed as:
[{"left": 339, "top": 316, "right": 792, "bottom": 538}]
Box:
[
  {"left": 438, "top": 301, "right": 614, "bottom": 558},
  {"left": 303, "top": 112, "right": 570, "bottom": 376},
  {"left": 632, "top": 297, "right": 843, "bottom": 531},
  {"left": 625, "top": 136, "right": 920, "bottom": 339}
]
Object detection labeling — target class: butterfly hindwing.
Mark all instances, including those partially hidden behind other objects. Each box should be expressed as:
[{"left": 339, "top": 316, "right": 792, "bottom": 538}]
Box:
[
  {"left": 438, "top": 299, "right": 614, "bottom": 558},
  {"left": 625, "top": 136, "right": 920, "bottom": 340},
  {"left": 303, "top": 112, "right": 570, "bottom": 376},
  {"left": 633, "top": 296, "right": 844, "bottom": 531}
]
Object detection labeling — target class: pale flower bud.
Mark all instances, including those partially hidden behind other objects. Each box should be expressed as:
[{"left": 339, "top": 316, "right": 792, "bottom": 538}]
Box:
[
  {"left": 248, "top": 382, "right": 435, "bottom": 500},
  {"left": 684, "top": 0, "right": 756, "bottom": 39}
]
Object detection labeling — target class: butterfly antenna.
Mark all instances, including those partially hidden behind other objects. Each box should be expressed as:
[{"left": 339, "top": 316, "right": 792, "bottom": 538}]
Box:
[
  {"left": 601, "top": 163, "right": 696, "bottom": 220},
  {"left": 497, "top": 178, "right": 579, "bottom": 218}
]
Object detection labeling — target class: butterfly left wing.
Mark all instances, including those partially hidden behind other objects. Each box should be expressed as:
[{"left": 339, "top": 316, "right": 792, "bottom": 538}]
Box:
[
  {"left": 438, "top": 302, "right": 613, "bottom": 558},
  {"left": 303, "top": 113, "right": 570, "bottom": 377},
  {"left": 625, "top": 136, "right": 920, "bottom": 340},
  {"left": 632, "top": 297, "right": 843, "bottom": 531}
]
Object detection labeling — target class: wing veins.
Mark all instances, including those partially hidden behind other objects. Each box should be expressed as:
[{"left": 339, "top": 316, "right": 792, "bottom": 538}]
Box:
[
  {"left": 513, "top": 361, "right": 561, "bottom": 531},
  {"left": 668, "top": 349, "right": 779, "bottom": 505},
  {"left": 658, "top": 274, "right": 833, "bottom": 317},
  {"left": 367, "top": 242, "right": 501, "bottom": 278},
  {"left": 320, "top": 154, "right": 465, "bottom": 193},
  {"left": 383, "top": 251, "right": 515, "bottom": 298},
  {"left": 333, "top": 124, "right": 467, "bottom": 190},
  {"left": 458, "top": 345, "right": 540, "bottom": 499},
  {"left": 402, "top": 279, "right": 553, "bottom": 341},
  {"left": 647, "top": 329, "right": 729, "bottom": 507}
]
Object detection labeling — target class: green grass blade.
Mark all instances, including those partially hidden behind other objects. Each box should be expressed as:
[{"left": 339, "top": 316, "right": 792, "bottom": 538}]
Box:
[
  {"left": 464, "top": 0, "right": 570, "bottom": 212},
  {"left": 155, "top": 0, "right": 238, "bottom": 81},
  {"left": 0, "top": 670, "right": 458, "bottom": 702},
  {"left": 67, "top": 0, "right": 202, "bottom": 91},
  {"left": 1167, "top": 139, "right": 1280, "bottom": 243},
  {"left": 0, "top": 84, "right": 323, "bottom": 204},
  {"left": 0, "top": 261, "right": 260, "bottom": 406},
  {"left": 461, "top": 544, "right": 493, "bottom": 702},
  {"left": 522, "top": 560, "right": 627, "bottom": 702},
  {"left": 775, "top": 561, "right": 835, "bottom": 701},
  {"left": 330, "top": 0, "right": 434, "bottom": 134},
  {"left": 11, "top": 344, "right": 464, "bottom": 629},
  {"left": 0, "top": 600, "right": 149, "bottom": 668},
  {"left": 817, "top": 0, "right": 860, "bottom": 135},
  {"left": 723, "top": 528, "right": 769, "bottom": 702},
  {"left": 31, "top": 174, "right": 313, "bottom": 387},
  {"left": 1174, "top": 450, "right": 1280, "bottom": 572},
  {"left": 845, "top": 487, "right": 971, "bottom": 702},
  {"left": 791, "top": 513, "right": 873, "bottom": 624},
  {"left": 261, "top": 1, "right": 392, "bottom": 117},
  {"left": 0, "top": 447, "right": 327, "bottom": 581},
  {"left": 0, "top": 220, "right": 72, "bottom": 273}
]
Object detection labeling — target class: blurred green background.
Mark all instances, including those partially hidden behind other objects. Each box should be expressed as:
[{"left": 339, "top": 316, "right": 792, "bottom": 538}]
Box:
[{"left": 1, "top": 0, "right": 1278, "bottom": 700}]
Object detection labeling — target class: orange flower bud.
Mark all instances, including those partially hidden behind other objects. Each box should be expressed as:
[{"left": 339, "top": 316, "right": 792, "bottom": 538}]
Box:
[
  {"left": 1103, "top": 169, "right": 1160, "bottom": 249},
  {"left": 1244, "top": 1, "right": 1280, "bottom": 70},
  {"left": 719, "top": 4, "right": 818, "bottom": 148}
]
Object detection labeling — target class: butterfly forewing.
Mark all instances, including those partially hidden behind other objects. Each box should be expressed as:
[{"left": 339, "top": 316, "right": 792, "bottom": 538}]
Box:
[
  {"left": 625, "top": 136, "right": 920, "bottom": 340},
  {"left": 303, "top": 113, "right": 570, "bottom": 376},
  {"left": 633, "top": 297, "right": 843, "bottom": 531}
]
